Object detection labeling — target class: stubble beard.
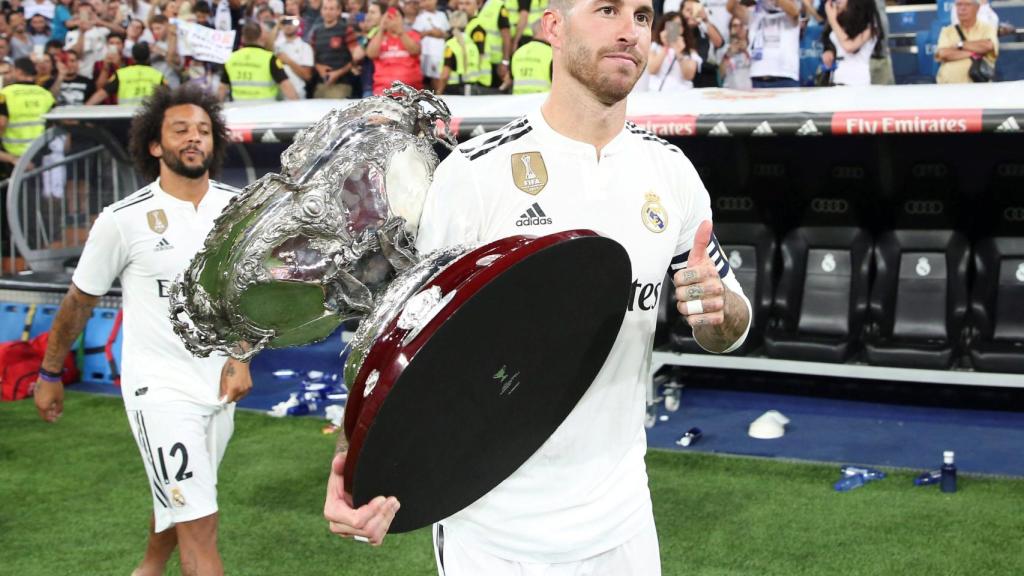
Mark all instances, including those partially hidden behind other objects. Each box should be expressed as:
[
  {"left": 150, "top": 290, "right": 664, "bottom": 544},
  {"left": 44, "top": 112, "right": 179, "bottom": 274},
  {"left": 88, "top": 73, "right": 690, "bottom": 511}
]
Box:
[{"left": 564, "top": 33, "right": 645, "bottom": 106}]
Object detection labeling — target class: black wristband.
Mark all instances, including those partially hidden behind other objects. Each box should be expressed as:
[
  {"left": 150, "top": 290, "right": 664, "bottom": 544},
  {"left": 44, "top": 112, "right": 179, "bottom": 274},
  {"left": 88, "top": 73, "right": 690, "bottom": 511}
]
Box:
[{"left": 39, "top": 366, "right": 63, "bottom": 379}]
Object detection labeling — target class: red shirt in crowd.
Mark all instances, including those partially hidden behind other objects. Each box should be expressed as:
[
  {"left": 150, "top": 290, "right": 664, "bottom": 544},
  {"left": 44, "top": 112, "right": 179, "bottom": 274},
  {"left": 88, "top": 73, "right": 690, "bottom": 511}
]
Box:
[{"left": 372, "top": 29, "right": 423, "bottom": 95}]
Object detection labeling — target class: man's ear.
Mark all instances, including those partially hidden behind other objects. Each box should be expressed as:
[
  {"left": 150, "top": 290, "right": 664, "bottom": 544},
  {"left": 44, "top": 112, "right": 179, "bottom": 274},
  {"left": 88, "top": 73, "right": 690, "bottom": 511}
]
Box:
[
  {"left": 149, "top": 140, "right": 162, "bottom": 160},
  {"left": 543, "top": 10, "right": 562, "bottom": 49}
]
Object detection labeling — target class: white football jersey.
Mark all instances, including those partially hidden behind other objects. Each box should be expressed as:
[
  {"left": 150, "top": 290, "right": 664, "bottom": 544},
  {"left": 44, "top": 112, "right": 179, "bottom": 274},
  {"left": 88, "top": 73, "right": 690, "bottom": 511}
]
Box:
[
  {"left": 72, "top": 178, "right": 239, "bottom": 414},
  {"left": 416, "top": 111, "right": 751, "bottom": 562}
]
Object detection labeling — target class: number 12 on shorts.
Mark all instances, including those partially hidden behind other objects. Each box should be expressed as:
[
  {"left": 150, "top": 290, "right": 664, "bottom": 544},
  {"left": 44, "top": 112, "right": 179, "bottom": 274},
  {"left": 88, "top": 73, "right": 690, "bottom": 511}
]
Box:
[{"left": 157, "top": 442, "right": 194, "bottom": 484}]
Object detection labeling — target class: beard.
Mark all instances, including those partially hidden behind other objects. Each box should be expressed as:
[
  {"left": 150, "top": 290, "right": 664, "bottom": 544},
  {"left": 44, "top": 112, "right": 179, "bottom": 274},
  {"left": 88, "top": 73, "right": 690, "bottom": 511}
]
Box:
[
  {"left": 162, "top": 146, "right": 213, "bottom": 179},
  {"left": 564, "top": 34, "right": 646, "bottom": 106}
]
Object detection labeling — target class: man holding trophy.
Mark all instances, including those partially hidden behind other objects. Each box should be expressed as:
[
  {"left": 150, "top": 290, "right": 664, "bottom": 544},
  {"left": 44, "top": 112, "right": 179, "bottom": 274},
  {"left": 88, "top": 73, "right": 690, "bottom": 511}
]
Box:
[{"left": 321, "top": 0, "right": 752, "bottom": 571}]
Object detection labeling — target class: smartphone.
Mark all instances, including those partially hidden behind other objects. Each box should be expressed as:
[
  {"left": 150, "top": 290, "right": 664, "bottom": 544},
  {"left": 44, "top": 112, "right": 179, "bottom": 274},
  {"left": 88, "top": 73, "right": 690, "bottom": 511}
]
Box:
[
  {"left": 665, "top": 20, "right": 682, "bottom": 46},
  {"left": 283, "top": 16, "right": 299, "bottom": 26}
]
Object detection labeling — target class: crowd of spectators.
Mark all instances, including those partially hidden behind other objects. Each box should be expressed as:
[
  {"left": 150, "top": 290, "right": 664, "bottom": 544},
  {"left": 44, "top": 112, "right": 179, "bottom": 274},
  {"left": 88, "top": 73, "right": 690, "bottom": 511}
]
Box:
[{"left": 0, "top": 0, "right": 1011, "bottom": 108}]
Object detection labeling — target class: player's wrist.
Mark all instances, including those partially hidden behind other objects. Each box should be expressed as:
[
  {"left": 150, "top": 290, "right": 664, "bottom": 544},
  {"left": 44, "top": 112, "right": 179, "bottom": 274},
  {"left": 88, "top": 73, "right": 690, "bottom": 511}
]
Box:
[{"left": 38, "top": 366, "right": 63, "bottom": 383}]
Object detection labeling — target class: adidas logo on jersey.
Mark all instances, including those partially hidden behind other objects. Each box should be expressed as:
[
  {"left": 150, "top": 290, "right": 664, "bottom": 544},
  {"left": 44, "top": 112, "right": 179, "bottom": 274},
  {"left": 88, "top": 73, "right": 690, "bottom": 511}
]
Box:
[
  {"left": 155, "top": 237, "right": 174, "bottom": 252},
  {"left": 516, "top": 203, "right": 553, "bottom": 227}
]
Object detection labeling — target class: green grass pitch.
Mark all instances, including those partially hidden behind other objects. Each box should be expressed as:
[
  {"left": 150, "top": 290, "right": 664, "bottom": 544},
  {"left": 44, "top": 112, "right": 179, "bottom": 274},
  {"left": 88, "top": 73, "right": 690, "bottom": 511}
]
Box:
[{"left": 2, "top": 391, "right": 1022, "bottom": 575}]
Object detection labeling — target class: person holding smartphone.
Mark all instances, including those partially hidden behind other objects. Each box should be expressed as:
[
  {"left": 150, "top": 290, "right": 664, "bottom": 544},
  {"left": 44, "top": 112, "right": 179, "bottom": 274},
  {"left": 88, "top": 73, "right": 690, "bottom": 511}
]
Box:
[
  {"left": 364, "top": 3, "right": 422, "bottom": 94},
  {"left": 642, "top": 11, "right": 699, "bottom": 92},
  {"left": 682, "top": 0, "right": 724, "bottom": 87},
  {"left": 271, "top": 14, "right": 314, "bottom": 98},
  {"left": 819, "top": 0, "right": 882, "bottom": 86}
]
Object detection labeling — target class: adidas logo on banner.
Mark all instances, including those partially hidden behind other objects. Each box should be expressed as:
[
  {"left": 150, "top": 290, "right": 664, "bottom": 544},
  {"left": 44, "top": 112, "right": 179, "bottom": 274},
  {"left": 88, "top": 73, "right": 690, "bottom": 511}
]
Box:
[
  {"left": 709, "top": 122, "right": 731, "bottom": 136},
  {"left": 470, "top": 124, "right": 488, "bottom": 137},
  {"left": 516, "top": 202, "right": 553, "bottom": 227},
  {"left": 796, "top": 119, "right": 821, "bottom": 136},
  {"left": 752, "top": 121, "right": 775, "bottom": 136},
  {"left": 155, "top": 237, "right": 174, "bottom": 252},
  {"left": 996, "top": 116, "right": 1021, "bottom": 133},
  {"left": 260, "top": 130, "right": 280, "bottom": 143}
]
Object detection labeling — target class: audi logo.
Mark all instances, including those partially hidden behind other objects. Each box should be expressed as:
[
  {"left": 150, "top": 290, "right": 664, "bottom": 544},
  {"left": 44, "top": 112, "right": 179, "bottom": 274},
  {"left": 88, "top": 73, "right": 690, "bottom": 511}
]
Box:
[
  {"left": 912, "top": 164, "right": 949, "bottom": 178},
  {"left": 1004, "top": 207, "right": 1024, "bottom": 222},
  {"left": 903, "top": 200, "right": 944, "bottom": 215},
  {"left": 831, "top": 166, "right": 865, "bottom": 179},
  {"left": 716, "top": 196, "right": 754, "bottom": 211},
  {"left": 753, "top": 164, "right": 785, "bottom": 178},
  {"left": 997, "top": 164, "right": 1024, "bottom": 178},
  {"left": 811, "top": 198, "right": 850, "bottom": 214}
]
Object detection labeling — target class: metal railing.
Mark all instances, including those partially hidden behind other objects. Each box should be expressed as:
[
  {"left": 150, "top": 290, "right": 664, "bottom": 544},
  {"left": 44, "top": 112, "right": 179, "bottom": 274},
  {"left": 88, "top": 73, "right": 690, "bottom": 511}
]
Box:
[{"left": 3, "top": 126, "right": 138, "bottom": 274}]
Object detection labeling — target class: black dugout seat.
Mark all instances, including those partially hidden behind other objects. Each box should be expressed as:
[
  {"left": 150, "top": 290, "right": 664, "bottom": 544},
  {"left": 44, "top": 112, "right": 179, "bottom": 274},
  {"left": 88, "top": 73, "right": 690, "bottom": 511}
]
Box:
[
  {"left": 968, "top": 237, "right": 1024, "bottom": 373},
  {"left": 763, "top": 227, "right": 872, "bottom": 363},
  {"left": 864, "top": 230, "right": 970, "bottom": 369},
  {"left": 667, "top": 222, "right": 776, "bottom": 355}
]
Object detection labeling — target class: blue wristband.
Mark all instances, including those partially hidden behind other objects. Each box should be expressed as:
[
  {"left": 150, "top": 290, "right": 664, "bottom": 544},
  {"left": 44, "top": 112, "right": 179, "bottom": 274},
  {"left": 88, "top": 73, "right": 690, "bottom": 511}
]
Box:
[{"left": 38, "top": 368, "right": 62, "bottom": 383}]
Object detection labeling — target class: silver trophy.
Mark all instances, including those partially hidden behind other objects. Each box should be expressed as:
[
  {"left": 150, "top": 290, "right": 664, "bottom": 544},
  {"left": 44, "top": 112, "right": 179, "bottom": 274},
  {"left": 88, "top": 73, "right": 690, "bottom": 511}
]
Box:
[{"left": 168, "top": 83, "right": 456, "bottom": 361}]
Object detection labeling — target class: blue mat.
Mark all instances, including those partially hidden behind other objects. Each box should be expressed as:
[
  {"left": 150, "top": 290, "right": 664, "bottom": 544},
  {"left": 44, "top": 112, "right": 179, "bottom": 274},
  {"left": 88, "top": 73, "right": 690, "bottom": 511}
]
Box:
[{"left": 645, "top": 387, "right": 1024, "bottom": 478}]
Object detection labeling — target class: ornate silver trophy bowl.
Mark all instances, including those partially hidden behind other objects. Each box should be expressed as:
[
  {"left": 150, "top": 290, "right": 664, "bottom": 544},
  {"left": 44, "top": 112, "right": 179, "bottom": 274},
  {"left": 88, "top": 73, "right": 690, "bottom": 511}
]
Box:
[{"left": 168, "top": 83, "right": 455, "bottom": 361}]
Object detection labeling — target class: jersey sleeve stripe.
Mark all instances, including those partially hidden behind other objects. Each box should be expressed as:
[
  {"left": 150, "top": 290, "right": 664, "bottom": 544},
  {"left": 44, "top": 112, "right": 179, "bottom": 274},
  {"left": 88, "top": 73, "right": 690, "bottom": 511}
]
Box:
[
  {"left": 458, "top": 117, "right": 529, "bottom": 156},
  {"left": 111, "top": 192, "right": 154, "bottom": 212},
  {"left": 467, "top": 126, "right": 534, "bottom": 161},
  {"left": 669, "top": 234, "right": 730, "bottom": 278}
]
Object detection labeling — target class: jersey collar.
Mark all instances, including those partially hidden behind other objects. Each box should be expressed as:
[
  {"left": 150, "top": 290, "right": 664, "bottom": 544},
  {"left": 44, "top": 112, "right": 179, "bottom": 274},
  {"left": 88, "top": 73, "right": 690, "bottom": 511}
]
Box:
[
  {"left": 527, "top": 109, "right": 632, "bottom": 159},
  {"left": 152, "top": 177, "right": 212, "bottom": 211}
]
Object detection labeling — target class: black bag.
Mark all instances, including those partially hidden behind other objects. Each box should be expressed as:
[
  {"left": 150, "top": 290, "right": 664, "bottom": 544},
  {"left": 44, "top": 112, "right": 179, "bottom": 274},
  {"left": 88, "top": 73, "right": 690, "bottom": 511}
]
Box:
[{"left": 955, "top": 25, "right": 996, "bottom": 83}]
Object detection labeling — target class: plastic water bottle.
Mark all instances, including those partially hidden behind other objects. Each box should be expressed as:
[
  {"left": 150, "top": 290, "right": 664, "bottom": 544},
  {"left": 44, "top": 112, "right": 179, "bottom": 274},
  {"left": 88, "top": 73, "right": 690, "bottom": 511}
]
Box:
[
  {"left": 914, "top": 469, "right": 942, "bottom": 486},
  {"left": 834, "top": 474, "right": 866, "bottom": 492},
  {"left": 941, "top": 451, "right": 957, "bottom": 493},
  {"left": 840, "top": 465, "right": 887, "bottom": 481}
]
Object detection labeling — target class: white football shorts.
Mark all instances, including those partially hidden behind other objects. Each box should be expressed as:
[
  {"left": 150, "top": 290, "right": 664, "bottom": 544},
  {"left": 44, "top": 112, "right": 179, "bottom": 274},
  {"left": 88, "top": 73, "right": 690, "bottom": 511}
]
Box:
[{"left": 126, "top": 404, "right": 235, "bottom": 533}]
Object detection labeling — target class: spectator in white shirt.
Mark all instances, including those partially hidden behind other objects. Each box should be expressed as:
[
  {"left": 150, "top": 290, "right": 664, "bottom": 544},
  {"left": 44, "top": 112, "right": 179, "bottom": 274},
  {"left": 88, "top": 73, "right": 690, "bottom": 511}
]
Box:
[
  {"left": 642, "top": 11, "right": 700, "bottom": 92},
  {"left": 272, "top": 14, "right": 314, "bottom": 97},
  {"left": 412, "top": 0, "right": 447, "bottom": 86},
  {"left": 64, "top": 3, "right": 119, "bottom": 80},
  {"left": 820, "top": 0, "right": 882, "bottom": 86}
]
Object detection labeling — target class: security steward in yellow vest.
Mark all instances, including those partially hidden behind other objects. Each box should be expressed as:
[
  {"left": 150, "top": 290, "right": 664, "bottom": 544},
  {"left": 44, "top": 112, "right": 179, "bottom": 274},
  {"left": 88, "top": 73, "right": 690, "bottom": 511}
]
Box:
[
  {"left": 0, "top": 57, "right": 55, "bottom": 170},
  {"left": 506, "top": 0, "right": 547, "bottom": 48},
  {"left": 437, "top": 11, "right": 481, "bottom": 95},
  {"left": 510, "top": 22, "right": 552, "bottom": 94},
  {"left": 473, "top": 0, "right": 511, "bottom": 92},
  {"left": 218, "top": 22, "right": 298, "bottom": 102},
  {"left": 85, "top": 42, "right": 167, "bottom": 106}
]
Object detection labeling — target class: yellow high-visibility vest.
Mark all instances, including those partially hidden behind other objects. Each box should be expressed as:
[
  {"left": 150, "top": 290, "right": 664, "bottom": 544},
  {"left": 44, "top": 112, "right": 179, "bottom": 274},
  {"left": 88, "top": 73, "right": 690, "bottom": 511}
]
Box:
[
  {"left": 115, "top": 65, "right": 165, "bottom": 105},
  {"left": 511, "top": 39, "right": 552, "bottom": 94},
  {"left": 224, "top": 46, "right": 279, "bottom": 101},
  {"left": 445, "top": 36, "right": 482, "bottom": 86},
  {"left": 0, "top": 83, "right": 54, "bottom": 156}
]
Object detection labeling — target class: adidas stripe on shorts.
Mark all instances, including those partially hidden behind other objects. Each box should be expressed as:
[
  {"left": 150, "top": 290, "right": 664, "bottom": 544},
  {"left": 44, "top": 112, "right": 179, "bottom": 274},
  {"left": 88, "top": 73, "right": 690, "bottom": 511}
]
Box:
[{"left": 126, "top": 405, "right": 235, "bottom": 532}]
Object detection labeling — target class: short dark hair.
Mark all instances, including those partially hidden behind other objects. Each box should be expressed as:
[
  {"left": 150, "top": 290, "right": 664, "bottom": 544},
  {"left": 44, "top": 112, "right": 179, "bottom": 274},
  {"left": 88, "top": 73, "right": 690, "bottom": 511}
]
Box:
[
  {"left": 194, "top": 0, "right": 212, "bottom": 13},
  {"left": 128, "top": 85, "right": 231, "bottom": 181},
  {"left": 241, "top": 21, "right": 262, "bottom": 43},
  {"left": 132, "top": 40, "right": 150, "bottom": 64},
  {"left": 13, "top": 56, "right": 37, "bottom": 77}
]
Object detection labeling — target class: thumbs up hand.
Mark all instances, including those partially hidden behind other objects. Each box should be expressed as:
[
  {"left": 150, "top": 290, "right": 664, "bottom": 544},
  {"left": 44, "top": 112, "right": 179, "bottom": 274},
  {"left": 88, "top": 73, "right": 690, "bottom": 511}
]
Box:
[{"left": 673, "top": 220, "right": 726, "bottom": 328}]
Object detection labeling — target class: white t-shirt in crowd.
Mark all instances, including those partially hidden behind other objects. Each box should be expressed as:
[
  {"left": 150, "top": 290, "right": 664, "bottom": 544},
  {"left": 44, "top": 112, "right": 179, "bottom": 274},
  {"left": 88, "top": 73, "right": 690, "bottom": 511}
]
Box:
[
  {"left": 63, "top": 27, "right": 111, "bottom": 80},
  {"left": 831, "top": 30, "right": 876, "bottom": 86},
  {"left": 274, "top": 35, "right": 315, "bottom": 98},
  {"left": 748, "top": 1, "right": 800, "bottom": 80},
  {"left": 72, "top": 179, "right": 239, "bottom": 414},
  {"left": 413, "top": 9, "right": 450, "bottom": 79},
  {"left": 416, "top": 110, "right": 751, "bottom": 563},
  {"left": 644, "top": 42, "right": 701, "bottom": 92},
  {"left": 24, "top": 0, "right": 56, "bottom": 20}
]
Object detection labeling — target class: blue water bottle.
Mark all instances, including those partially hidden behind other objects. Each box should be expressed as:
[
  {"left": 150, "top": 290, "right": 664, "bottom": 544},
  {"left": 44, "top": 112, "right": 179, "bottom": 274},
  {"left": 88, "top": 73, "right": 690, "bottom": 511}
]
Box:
[{"left": 941, "top": 451, "right": 957, "bottom": 493}]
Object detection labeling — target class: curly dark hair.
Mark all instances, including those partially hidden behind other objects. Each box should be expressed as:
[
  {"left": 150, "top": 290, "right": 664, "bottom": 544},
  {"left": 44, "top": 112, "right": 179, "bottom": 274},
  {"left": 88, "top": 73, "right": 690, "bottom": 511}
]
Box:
[{"left": 128, "top": 85, "right": 230, "bottom": 182}]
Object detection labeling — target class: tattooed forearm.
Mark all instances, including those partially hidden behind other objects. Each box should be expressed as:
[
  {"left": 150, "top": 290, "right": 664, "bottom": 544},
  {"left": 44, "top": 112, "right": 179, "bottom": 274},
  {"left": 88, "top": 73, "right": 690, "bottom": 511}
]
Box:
[
  {"left": 693, "top": 288, "right": 750, "bottom": 353},
  {"left": 42, "top": 285, "right": 98, "bottom": 373},
  {"left": 226, "top": 363, "right": 236, "bottom": 377}
]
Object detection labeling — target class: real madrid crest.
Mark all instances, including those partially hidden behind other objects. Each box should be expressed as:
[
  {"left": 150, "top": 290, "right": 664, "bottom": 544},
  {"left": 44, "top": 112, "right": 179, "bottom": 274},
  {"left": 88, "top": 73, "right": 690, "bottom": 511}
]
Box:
[
  {"left": 147, "top": 209, "right": 168, "bottom": 234},
  {"left": 171, "top": 487, "right": 187, "bottom": 508},
  {"left": 511, "top": 152, "right": 548, "bottom": 195},
  {"left": 641, "top": 192, "right": 667, "bottom": 233}
]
